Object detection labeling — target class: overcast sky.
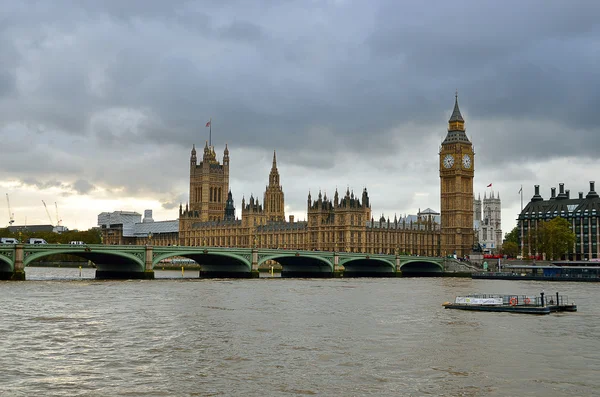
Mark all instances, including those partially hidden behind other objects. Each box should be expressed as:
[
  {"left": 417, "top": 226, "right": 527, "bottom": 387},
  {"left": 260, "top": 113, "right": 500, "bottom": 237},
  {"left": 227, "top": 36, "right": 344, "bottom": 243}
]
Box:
[{"left": 1, "top": 0, "right": 599, "bottom": 235}]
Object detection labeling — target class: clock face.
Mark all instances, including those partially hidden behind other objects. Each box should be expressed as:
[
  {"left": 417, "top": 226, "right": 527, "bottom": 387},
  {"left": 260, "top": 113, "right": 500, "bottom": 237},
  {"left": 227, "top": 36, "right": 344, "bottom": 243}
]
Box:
[
  {"left": 462, "top": 154, "right": 472, "bottom": 169},
  {"left": 443, "top": 154, "right": 454, "bottom": 169}
]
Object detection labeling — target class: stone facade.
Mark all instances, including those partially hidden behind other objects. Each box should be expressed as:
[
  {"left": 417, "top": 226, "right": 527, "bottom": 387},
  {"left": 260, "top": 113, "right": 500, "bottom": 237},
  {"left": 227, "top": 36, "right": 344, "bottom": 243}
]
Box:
[
  {"left": 439, "top": 94, "right": 475, "bottom": 257},
  {"left": 178, "top": 145, "right": 441, "bottom": 255},
  {"left": 101, "top": 95, "right": 477, "bottom": 257},
  {"left": 473, "top": 191, "right": 502, "bottom": 253},
  {"left": 188, "top": 142, "right": 229, "bottom": 222}
]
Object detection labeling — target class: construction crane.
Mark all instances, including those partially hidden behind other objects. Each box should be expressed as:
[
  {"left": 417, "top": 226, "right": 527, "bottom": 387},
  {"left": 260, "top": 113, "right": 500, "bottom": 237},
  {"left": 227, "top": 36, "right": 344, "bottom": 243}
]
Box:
[
  {"left": 42, "top": 200, "right": 56, "bottom": 226},
  {"left": 55, "top": 202, "right": 62, "bottom": 226},
  {"left": 6, "top": 193, "right": 14, "bottom": 226}
]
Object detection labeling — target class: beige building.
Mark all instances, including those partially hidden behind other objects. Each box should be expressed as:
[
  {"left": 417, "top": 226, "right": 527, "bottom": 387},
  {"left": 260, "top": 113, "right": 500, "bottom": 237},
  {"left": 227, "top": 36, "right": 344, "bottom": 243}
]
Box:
[
  {"left": 439, "top": 94, "right": 475, "bottom": 257},
  {"left": 101, "top": 96, "right": 476, "bottom": 257},
  {"left": 178, "top": 145, "right": 441, "bottom": 255}
]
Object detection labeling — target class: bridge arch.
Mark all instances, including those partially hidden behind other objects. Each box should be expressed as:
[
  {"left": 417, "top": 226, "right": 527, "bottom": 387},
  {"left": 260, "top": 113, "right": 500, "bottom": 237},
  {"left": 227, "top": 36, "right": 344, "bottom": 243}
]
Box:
[
  {"left": 259, "top": 253, "right": 334, "bottom": 277},
  {"left": 339, "top": 257, "right": 396, "bottom": 277},
  {"left": 23, "top": 248, "right": 145, "bottom": 271},
  {"left": 399, "top": 259, "right": 444, "bottom": 275},
  {"left": 152, "top": 250, "right": 252, "bottom": 271},
  {"left": 0, "top": 254, "right": 13, "bottom": 273}
]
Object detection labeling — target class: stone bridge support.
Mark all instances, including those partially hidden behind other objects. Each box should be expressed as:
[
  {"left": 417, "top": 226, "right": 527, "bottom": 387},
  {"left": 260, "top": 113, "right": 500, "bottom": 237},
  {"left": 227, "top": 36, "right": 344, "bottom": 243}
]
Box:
[
  {"left": 145, "top": 246, "right": 155, "bottom": 278},
  {"left": 333, "top": 252, "right": 343, "bottom": 276},
  {"left": 6, "top": 244, "right": 25, "bottom": 280},
  {"left": 251, "top": 248, "right": 259, "bottom": 274}
]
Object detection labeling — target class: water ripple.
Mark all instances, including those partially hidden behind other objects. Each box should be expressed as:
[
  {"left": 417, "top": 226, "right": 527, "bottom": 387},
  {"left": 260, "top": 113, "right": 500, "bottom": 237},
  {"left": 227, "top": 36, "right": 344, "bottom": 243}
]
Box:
[{"left": 1, "top": 273, "right": 599, "bottom": 396}]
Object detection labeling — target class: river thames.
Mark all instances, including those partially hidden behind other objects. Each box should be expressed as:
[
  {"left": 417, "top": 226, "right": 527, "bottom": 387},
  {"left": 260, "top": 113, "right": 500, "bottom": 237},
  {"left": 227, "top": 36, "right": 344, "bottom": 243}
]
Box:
[{"left": 1, "top": 268, "right": 598, "bottom": 396}]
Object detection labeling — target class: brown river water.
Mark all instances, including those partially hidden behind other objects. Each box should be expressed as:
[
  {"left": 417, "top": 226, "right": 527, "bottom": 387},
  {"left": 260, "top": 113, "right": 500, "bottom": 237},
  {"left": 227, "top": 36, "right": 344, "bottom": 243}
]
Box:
[{"left": 1, "top": 267, "right": 598, "bottom": 396}]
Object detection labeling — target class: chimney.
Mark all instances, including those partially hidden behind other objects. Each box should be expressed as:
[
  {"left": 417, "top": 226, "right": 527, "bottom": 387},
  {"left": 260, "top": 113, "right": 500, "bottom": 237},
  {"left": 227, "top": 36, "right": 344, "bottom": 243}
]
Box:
[
  {"left": 566, "top": 189, "right": 570, "bottom": 199},
  {"left": 551, "top": 187, "right": 556, "bottom": 199},
  {"left": 289, "top": 215, "right": 295, "bottom": 223},
  {"left": 559, "top": 183, "right": 564, "bottom": 195},
  {"left": 586, "top": 181, "right": 599, "bottom": 199},
  {"left": 142, "top": 209, "right": 154, "bottom": 223},
  {"left": 579, "top": 192, "right": 584, "bottom": 199},
  {"left": 532, "top": 185, "right": 543, "bottom": 202}
]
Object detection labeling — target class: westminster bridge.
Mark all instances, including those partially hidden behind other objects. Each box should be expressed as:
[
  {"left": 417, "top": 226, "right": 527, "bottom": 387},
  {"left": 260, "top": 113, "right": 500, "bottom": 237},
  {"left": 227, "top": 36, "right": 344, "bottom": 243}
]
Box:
[{"left": 0, "top": 244, "right": 458, "bottom": 280}]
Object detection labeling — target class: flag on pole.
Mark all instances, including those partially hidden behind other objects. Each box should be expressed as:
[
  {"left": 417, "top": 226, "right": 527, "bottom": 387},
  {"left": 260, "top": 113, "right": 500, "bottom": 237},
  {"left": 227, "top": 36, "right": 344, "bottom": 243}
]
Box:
[
  {"left": 518, "top": 186, "right": 522, "bottom": 194},
  {"left": 487, "top": 183, "right": 492, "bottom": 188},
  {"left": 206, "top": 118, "right": 212, "bottom": 146}
]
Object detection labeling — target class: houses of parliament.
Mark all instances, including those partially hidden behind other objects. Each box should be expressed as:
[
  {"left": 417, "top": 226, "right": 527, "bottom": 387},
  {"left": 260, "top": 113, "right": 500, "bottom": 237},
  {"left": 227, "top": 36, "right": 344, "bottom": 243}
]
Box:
[{"left": 101, "top": 96, "right": 475, "bottom": 257}]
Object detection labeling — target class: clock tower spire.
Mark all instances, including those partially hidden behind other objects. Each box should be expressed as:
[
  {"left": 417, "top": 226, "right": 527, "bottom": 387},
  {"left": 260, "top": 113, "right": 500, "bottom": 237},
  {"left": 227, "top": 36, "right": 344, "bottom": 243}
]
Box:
[{"left": 439, "top": 93, "right": 474, "bottom": 258}]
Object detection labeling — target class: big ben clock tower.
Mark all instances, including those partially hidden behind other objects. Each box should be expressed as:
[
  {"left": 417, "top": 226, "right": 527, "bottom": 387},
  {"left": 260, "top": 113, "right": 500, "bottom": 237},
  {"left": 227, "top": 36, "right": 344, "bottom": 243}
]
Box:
[{"left": 440, "top": 93, "right": 474, "bottom": 258}]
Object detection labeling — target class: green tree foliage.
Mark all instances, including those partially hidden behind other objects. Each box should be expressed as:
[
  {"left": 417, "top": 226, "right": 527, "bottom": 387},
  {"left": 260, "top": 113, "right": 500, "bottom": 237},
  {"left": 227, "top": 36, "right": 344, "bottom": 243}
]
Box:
[
  {"left": 501, "top": 241, "right": 519, "bottom": 258},
  {"left": 0, "top": 228, "right": 101, "bottom": 244},
  {"left": 504, "top": 226, "right": 519, "bottom": 245},
  {"left": 536, "top": 217, "right": 576, "bottom": 260},
  {"left": 0, "top": 228, "right": 103, "bottom": 264}
]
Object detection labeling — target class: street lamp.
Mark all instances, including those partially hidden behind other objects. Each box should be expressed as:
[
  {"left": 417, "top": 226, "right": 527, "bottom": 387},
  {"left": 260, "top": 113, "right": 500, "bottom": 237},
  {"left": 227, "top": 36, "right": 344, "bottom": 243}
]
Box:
[{"left": 148, "top": 232, "right": 153, "bottom": 245}]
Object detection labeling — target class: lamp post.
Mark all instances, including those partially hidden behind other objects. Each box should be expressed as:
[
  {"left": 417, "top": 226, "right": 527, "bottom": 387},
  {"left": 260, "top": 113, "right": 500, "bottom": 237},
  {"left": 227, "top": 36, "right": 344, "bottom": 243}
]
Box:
[{"left": 148, "top": 232, "right": 153, "bottom": 245}]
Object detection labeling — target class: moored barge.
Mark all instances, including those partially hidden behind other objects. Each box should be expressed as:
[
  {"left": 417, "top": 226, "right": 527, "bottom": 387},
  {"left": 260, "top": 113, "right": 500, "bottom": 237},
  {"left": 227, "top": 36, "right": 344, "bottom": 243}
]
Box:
[
  {"left": 443, "top": 292, "right": 577, "bottom": 315},
  {"left": 473, "top": 264, "right": 600, "bottom": 282}
]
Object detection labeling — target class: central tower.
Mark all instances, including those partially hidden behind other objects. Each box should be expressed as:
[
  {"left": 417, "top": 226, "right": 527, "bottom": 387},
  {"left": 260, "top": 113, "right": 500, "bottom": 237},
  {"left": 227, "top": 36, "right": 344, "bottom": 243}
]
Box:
[
  {"left": 439, "top": 94, "right": 474, "bottom": 257},
  {"left": 263, "top": 150, "right": 285, "bottom": 222},
  {"left": 188, "top": 142, "right": 230, "bottom": 222}
]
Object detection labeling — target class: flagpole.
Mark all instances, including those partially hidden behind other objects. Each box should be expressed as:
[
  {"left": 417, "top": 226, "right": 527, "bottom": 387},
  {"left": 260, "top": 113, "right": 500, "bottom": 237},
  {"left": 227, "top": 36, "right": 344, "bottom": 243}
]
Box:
[
  {"left": 520, "top": 184, "right": 523, "bottom": 212},
  {"left": 209, "top": 117, "right": 212, "bottom": 147}
]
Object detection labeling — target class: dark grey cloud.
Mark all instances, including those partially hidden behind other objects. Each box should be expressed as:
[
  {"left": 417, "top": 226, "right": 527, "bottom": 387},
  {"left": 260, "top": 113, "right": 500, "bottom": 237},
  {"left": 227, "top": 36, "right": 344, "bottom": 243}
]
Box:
[
  {"left": 21, "top": 178, "right": 66, "bottom": 190},
  {"left": 72, "top": 179, "right": 95, "bottom": 195},
  {"left": 1, "top": 0, "right": 599, "bottom": 232}
]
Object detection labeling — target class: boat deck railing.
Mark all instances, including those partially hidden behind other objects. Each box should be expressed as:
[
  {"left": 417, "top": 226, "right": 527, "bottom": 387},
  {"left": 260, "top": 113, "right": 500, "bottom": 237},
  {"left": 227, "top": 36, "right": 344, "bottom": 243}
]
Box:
[
  {"left": 478, "top": 271, "right": 600, "bottom": 280},
  {"left": 463, "top": 294, "right": 570, "bottom": 306}
]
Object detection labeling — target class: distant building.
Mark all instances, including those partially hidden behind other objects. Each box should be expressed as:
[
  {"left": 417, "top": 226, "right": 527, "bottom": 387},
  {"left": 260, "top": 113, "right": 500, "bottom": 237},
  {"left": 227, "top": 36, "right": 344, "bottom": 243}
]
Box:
[
  {"left": 517, "top": 182, "right": 600, "bottom": 260},
  {"left": 98, "top": 210, "right": 178, "bottom": 245},
  {"left": 7, "top": 224, "right": 69, "bottom": 234},
  {"left": 473, "top": 191, "right": 502, "bottom": 253},
  {"left": 99, "top": 95, "right": 480, "bottom": 257},
  {"left": 177, "top": 145, "right": 440, "bottom": 255}
]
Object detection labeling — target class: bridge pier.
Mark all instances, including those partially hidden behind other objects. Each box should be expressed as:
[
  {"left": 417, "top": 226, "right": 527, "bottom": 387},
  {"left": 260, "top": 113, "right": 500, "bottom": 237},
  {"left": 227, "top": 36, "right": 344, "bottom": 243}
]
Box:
[
  {"left": 251, "top": 248, "right": 259, "bottom": 278},
  {"left": 145, "top": 245, "right": 155, "bottom": 279},
  {"left": 396, "top": 255, "right": 402, "bottom": 277},
  {"left": 5, "top": 244, "right": 25, "bottom": 280},
  {"left": 333, "top": 253, "right": 343, "bottom": 277}
]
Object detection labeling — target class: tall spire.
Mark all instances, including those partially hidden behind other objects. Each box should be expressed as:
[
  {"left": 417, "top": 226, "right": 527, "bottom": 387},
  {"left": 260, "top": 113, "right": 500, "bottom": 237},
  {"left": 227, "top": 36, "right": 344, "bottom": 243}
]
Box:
[
  {"left": 443, "top": 92, "right": 469, "bottom": 144},
  {"left": 449, "top": 90, "right": 464, "bottom": 123},
  {"left": 268, "top": 149, "right": 280, "bottom": 187}
]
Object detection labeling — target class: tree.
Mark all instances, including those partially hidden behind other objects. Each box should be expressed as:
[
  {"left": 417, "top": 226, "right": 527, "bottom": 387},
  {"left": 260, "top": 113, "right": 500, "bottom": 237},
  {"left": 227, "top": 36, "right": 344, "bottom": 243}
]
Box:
[
  {"left": 536, "top": 217, "right": 576, "bottom": 260},
  {"left": 501, "top": 241, "right": 519, "bottom": 258},
  {"left": 504, "top": 226, "right": 519, "bottom": 245}
]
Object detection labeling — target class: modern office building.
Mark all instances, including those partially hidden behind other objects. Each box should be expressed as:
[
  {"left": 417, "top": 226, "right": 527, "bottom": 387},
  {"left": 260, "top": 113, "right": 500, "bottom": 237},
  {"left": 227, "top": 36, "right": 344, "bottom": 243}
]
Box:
[{"left": 517, "top": 182, "right": 600, "bottom": 260}]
